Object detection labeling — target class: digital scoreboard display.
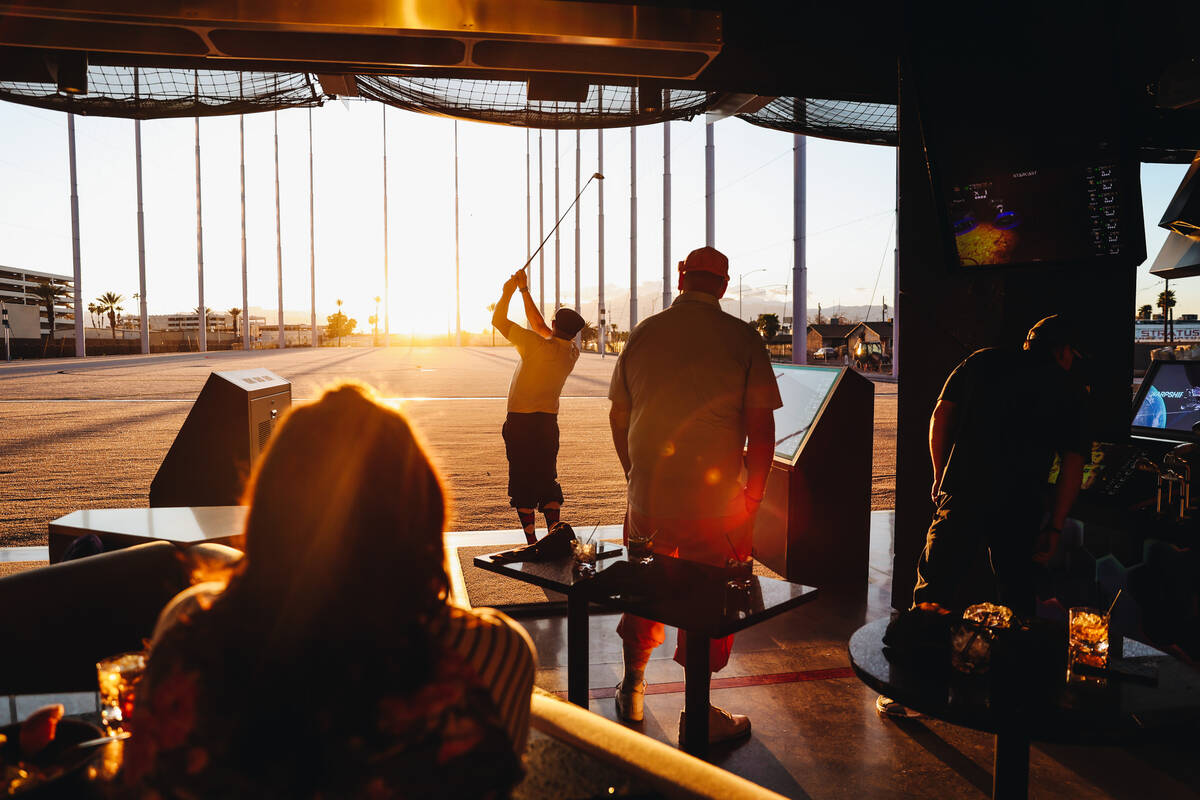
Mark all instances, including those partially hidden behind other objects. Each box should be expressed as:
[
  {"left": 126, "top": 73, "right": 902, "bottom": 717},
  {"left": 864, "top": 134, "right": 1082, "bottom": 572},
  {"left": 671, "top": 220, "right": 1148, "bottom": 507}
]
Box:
[
  {"left": 947, "top": 162, "right": 1124, "bottom": 268},
  {"left": 770, "top": 365, "right": 841, "bottom": 461}
]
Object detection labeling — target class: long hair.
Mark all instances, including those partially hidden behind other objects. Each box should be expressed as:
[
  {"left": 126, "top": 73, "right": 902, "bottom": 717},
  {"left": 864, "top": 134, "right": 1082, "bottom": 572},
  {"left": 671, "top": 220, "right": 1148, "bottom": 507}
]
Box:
[{"left": 224, "top": 382, "right": 449, "bottom": 654}]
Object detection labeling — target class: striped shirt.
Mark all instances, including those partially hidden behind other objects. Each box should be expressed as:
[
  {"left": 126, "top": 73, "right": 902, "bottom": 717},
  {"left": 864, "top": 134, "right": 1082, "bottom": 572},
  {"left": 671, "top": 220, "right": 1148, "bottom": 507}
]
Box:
[
  {"left": 429, "top": 604, "right": 537, "bottom": 752},
  {"left": 153, "top": 586, "right": 537, "bottom": 754}
]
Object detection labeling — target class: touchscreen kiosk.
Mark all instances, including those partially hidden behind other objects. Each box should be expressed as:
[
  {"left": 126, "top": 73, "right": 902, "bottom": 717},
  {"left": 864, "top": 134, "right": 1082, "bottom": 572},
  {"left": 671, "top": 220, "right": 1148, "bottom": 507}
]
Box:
[
  {"left": 1131, "top": 360, "right": 1200, "bottom": 442},
  {"left": 753, "top": 365, "right": 873, "bottom": 587}
]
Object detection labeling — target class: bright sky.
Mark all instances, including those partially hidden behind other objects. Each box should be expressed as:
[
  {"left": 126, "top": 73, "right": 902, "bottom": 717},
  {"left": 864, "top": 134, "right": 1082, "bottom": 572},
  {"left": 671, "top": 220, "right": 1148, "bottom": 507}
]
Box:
[{"left": 0, "top": 98, "right": 1188, "bottom": 335}]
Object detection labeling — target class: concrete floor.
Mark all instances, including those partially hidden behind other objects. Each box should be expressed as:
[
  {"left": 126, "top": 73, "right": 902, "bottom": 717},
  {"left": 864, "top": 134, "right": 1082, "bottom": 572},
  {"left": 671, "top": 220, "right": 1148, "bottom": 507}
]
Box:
[{"left": 449, "top": 514, "right": 1200, "bottom": 799}]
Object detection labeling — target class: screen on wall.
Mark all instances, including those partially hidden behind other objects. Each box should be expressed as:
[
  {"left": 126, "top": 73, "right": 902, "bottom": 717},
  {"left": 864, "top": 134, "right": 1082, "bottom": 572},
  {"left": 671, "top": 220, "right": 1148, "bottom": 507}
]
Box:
[
  {"left": 945, "top": 160, "right": 1126, "bottom": 268},
  {"left": 1132, "top": 360, "right": 1200, "bottom": 441},
  {"left": 771, "top": 365, "right": 841, "bottom": 461}
]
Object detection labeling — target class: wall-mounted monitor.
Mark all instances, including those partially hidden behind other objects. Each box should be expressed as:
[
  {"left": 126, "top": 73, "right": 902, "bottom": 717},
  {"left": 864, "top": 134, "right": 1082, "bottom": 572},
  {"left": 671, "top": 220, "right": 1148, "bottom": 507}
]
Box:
[
  {"left": 945, "top": 159, "right": 1130, "bottom": 268},
  {"left": 1131, "top": 360, "right": 1200, "bottom": 443}
]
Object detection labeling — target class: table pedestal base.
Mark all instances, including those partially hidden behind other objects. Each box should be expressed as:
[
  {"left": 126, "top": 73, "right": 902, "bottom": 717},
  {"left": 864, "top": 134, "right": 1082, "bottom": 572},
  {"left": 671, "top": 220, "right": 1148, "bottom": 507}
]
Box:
[
  {"left": 683, "top": 633, "right": 712, "bottom": 758},
  {"left": 993, "top": 731, "right": 1030, "bottom": 800}
]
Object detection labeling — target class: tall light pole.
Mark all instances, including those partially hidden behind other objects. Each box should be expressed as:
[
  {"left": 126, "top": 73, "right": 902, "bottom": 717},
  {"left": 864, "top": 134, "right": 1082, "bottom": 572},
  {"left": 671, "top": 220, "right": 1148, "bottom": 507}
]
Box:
[
  {"left": 629, "top": 89, "right": 638, "bottom": 329},
  {"left": 133, "top": 69, "right": 148, "bottom": 355},
  {"left": 273, "top": 110, "right": 284, "bottom": 349},
  {"left": 240, "top": 110, "right": 249, "bottom": 350},
  {"left": 705, "top": 120, "right": 715, "bottom": 247},
  {"left": 382, "top": 105, "right": 390, "bottom": 346},
  {"left": 597, "top": 92, "right": 606, "bottom": 356},
  {"left": 308, "top": 107, "right": 317, "bottom": 348},
  {"left": 538, "top": 129, "right": 545, "bottom": 316},
  {"left": 453, "top": 120, "right": 462, "bottom": 346},
  {"left": 738, "top": 268, "right": 767, "bottom": 320},
  {"left": 194, "top": 75, "right": 206, "bottom": 353},
  {"left": 793, "top": 133, "right": 807, "bottom": 365},
  {"left": 67, "top": 112, "right": 84, "bottom": 357},
  {"left": 662, "top": 97, "right": 672, "bottom": 314}
]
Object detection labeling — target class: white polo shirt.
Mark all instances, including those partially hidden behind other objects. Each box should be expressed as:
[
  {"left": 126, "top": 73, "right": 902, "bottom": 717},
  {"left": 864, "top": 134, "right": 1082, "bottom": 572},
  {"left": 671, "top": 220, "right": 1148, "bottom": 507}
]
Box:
[
  {"left": 506, "top": 325, "right": 579, "bottom": 414},
  {"left": 609, "top": 291, "right": 783, "bottom": 519}
]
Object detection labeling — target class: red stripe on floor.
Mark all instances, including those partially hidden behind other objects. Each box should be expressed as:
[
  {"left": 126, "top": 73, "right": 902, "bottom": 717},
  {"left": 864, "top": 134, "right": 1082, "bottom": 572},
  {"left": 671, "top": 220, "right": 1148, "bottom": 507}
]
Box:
[{"left": 552, "top": 665, "right": 856, "bottom": 701}]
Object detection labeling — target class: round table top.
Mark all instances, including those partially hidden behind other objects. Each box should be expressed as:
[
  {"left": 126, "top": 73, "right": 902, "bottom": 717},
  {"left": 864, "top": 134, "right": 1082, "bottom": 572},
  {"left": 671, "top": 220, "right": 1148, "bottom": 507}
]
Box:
[{"left": 848, "top": 616, "right": 1200, "bottom": 745}]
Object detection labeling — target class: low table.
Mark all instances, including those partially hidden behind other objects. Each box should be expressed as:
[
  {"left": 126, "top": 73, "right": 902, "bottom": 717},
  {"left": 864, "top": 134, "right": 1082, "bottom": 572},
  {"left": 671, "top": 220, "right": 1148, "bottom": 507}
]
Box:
[
  {"left": 849, "top": 616, "right": 1200, "bottom": 800},
  {"left": 474, "top": 546, "right": 818, "bottom": 758},
  {"left": 48, "top": 506, "right": 247, "bottom": 563}
]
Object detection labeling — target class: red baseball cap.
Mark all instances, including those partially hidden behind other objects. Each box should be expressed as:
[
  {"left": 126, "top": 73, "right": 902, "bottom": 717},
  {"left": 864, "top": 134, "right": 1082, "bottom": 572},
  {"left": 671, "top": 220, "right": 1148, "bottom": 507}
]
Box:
[{"left": 678, "top": 246, "right": 729, "bottom": 278}]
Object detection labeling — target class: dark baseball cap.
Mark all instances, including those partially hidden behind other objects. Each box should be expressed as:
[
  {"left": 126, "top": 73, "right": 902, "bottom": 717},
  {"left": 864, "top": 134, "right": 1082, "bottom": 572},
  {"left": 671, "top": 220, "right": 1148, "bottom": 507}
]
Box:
[
  {"left": 553, "top": 307, "right": 586, "bottom": 338},
  {"left": 1025, "top": 315, "right": 1084, "bottom": 358}
]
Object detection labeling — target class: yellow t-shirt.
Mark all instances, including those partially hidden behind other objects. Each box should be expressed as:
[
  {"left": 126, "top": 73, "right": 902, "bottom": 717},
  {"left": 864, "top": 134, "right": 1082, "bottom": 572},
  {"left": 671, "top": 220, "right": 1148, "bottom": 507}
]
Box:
[{"left": 506, "top": 325, "right": 580, "bottom": 414}]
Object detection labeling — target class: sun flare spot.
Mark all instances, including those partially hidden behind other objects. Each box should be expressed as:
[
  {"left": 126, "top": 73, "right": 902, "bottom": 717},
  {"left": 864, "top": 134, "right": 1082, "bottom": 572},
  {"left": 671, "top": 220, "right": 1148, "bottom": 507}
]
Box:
[{"left": 704, "top": 468, "right": 721, "bottom": 485}]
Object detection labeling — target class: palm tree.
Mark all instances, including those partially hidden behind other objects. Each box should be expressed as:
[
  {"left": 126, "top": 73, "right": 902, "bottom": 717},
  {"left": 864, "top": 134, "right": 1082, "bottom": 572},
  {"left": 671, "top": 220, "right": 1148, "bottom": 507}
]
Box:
[
  {"left": 228, "top": 308, "right": 241, "bottom": 335},
  {"left": 1138, "top": 304, "right": 1153, "bottom": 321},
  {"left": 1159, "top": 288, "right": 1177, "bottom": 343},
  {"left": 95, "top": 292, "right": 125, "bottom": 340},
  {"left": 86, "top": 301, "right": 99, "bottom": 329},
  {"left": 33, "top": 281, "right": 71, "bottom": 354},
  {"left": 486, "top": 303, "right": 496, "bottom": 346},
  {"left": 373, "top": 296, "right": 381, "bottom": 346}
]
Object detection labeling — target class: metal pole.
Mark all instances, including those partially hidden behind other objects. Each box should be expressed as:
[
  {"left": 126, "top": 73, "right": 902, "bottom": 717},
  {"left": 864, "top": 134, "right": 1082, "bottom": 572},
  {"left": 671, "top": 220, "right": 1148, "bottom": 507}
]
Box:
[
  {"left": 554, "top": 129, "right": 561, "bottom": 311},
  {"left": 134, "top": 70, "right": 148, "bottom": 355},
  {"left": 526, "top": 129, "right": 531, "bottom": 267},
  {"left": 67, "top": 113, "right": 84, "bottom": 357},
  {"left": 793, "top": 133, "right": 807, "bottom": 365},
  {"left": 454, "top": 120, "right": 462, "bottom": 346},
  {"left": 194, "top": 100, "right": 206, "bottom": 353},
  {"left": 705, "top": 121, "right": 715, "bottom": 247},
  {"left": 629, "top": 90, "right": 638, "bottom": 330},
  {"left": 538, "top": 129, "right": 545, "bottom": 316},
  {"left": 309, "top": 107, "right": 317, "bottom": 348},
  {"left": 274, "top": 110, "right": 284, "bottom": 349},
  {"left": 382, "top": 105, "right": 390, "bottom": 346},
  {"left": 598, "top": 89, "right": 606, "bottom": 356},
  {"left": 891, "top": 148, "right": 899, "bottom": 377},
  {"left": 574, "top": 117, "right": 581, "bottom": 315},
  {"left": 662, "top": 92, "right": 672, "bottom": 314},
  {"left": 240, "top": 113, "right": 249, "bottom": 350}
]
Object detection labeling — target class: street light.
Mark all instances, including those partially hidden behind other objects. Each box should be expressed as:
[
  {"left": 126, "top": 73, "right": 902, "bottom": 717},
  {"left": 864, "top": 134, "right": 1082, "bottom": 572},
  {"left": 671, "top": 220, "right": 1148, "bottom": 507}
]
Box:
[{"left": 738, "top": 268, "right": 768, "bottom": 320}]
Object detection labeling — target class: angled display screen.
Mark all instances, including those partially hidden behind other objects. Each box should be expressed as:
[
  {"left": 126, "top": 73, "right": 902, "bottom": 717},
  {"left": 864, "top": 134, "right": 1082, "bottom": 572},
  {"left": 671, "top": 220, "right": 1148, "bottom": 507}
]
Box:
[
  {"left": 1132, "top": 360, "right": 1200, "bottom": 441},
  {"left": 771, "top": 365, "right": 841, "bottom": 461}
]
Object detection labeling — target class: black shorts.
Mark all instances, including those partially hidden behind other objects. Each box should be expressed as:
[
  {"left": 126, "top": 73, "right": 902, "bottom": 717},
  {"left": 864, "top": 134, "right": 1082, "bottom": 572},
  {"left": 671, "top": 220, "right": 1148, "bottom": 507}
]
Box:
[{"left": 502, "top": 412, "right": 564, "bottom": 510}]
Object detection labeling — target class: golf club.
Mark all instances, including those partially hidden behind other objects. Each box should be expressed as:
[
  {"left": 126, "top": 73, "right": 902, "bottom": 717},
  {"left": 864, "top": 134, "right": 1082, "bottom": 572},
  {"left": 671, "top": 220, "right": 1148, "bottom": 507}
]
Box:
[{"left": 519, "top": 172, "right": 604, "bottom": 274}]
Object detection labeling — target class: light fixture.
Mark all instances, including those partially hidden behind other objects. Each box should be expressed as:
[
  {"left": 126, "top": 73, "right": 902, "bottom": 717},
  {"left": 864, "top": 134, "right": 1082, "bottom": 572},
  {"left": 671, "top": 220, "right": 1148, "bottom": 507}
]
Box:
[{"left": 56, "top": 52, "right": 88, "bottom": 95}]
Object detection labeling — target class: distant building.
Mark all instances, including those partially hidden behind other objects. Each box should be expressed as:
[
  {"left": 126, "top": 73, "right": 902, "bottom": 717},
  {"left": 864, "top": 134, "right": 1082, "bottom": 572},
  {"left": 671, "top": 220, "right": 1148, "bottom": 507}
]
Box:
[
  {"left": 806, "top": 323, "right": 856, "bottom": 355},
  {"left": 847, "top": 321, "right": 894, "bottom": 359},
  {"left": 1135, "top": 319, "right": 1200, "bottom": 343},
  {"left": 0, "top": 266, "right": 75, "bottom": 337}
]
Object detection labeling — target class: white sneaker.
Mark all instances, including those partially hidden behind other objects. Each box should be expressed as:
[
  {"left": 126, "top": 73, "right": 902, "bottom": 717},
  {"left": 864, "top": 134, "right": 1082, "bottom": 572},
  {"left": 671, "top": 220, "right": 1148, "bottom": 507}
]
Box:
[
  {"left": 615, "top": 679, "right": 645, "bottom": 723},
  {"left": 678, "top": 704, "right": 751, "bottom": 746}
]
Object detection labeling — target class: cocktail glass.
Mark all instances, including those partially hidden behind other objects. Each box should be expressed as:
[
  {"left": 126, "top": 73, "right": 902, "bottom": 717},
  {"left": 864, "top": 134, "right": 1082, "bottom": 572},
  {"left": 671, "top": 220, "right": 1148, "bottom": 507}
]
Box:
[
  {"left": 571, "top": 539, "right": 597, "bottom": 577},
  {"left": 1068, "top": 607, "right": 1109, "bottom": 670},
  {"left": 627, "top": 531, "right": 656, "bottom": 565},
  {"left": 725, "top": 556, "right": 754, "bottom": 592},
  {"left": 96, "top": 651, "right": 146, "bottom": 737},
  {"left": 950, "top": 603, "right": 1014, "bottom": 674}
]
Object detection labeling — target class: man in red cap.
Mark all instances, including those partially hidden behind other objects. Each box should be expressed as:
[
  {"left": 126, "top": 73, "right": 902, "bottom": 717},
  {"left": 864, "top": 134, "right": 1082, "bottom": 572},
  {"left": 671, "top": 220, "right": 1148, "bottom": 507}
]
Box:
[
  {"left": 607, "top": 245, "right": 782, "bottom": 745},
  {"left": 493, "top": 269, "right": 587, "bottom": 543}
]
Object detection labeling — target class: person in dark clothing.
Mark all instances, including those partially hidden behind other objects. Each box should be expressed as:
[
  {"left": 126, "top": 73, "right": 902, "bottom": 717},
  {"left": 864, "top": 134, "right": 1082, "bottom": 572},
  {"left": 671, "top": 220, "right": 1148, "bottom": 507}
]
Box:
[
  {"left": 878, "top": 315, "right": 1089, "bottom": 719},
  {"left": 913, "top": 314, "right": 1089, "bottom": 617}
]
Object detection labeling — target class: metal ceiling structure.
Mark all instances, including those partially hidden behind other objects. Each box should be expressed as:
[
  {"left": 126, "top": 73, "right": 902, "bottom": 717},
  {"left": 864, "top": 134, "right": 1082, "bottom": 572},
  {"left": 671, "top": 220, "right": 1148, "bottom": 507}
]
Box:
[{"left": 0, "top": 1, "right": 1195, "bottom": 155}]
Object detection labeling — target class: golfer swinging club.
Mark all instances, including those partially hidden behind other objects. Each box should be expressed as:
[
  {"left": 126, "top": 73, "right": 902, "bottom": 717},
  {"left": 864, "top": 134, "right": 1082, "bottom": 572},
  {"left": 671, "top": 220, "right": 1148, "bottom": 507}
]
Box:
[{"left": 492, "top": 269, "right": 587, "bottom": 543}]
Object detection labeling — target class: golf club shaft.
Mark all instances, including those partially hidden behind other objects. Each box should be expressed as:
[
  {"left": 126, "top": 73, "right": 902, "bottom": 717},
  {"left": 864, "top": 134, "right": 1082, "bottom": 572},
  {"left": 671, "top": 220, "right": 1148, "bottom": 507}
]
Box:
[{"left": 521, "top": 174, "right": 598, "bottom": 273}]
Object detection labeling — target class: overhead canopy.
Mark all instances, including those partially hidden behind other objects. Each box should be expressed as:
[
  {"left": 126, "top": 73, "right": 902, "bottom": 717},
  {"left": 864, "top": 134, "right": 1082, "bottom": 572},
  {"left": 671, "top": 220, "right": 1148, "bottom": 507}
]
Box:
[{"left": 0, "top": 0, "right": 1196, "bottom": 158}]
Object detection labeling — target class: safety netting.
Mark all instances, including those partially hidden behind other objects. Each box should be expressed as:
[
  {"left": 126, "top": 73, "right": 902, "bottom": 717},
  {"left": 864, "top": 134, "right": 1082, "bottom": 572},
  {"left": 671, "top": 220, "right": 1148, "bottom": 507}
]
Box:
[
  {"left": 0, "top": 66, "right": 325, "bottom": 119},
  {"left": 738, "top": 97, "right": 897, "bottom": 146},
  {"left": 354, "top": 76, "right": 714, "bottom": 130}
]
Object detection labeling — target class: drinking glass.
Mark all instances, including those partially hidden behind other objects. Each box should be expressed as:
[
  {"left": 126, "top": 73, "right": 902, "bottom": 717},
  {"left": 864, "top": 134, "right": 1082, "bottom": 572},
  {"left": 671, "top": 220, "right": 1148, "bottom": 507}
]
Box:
[
  {"left": 570, "top": 539, "right": 597, "bottom": 577},
  {"left": 627, "top": 531, "right": 656, "bottom": 565},
  {"left": 1068, "top": 607, "right": 1109, "bottom": 670},
  {"left": 950, "top": 603, "right": 1014, "bottom": 674},
  {"left": 96, "top": 651, "right": 146, "bottom": 737},
  {"left": 725, "top": 556, "right": 754, "bottom": 592}
]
